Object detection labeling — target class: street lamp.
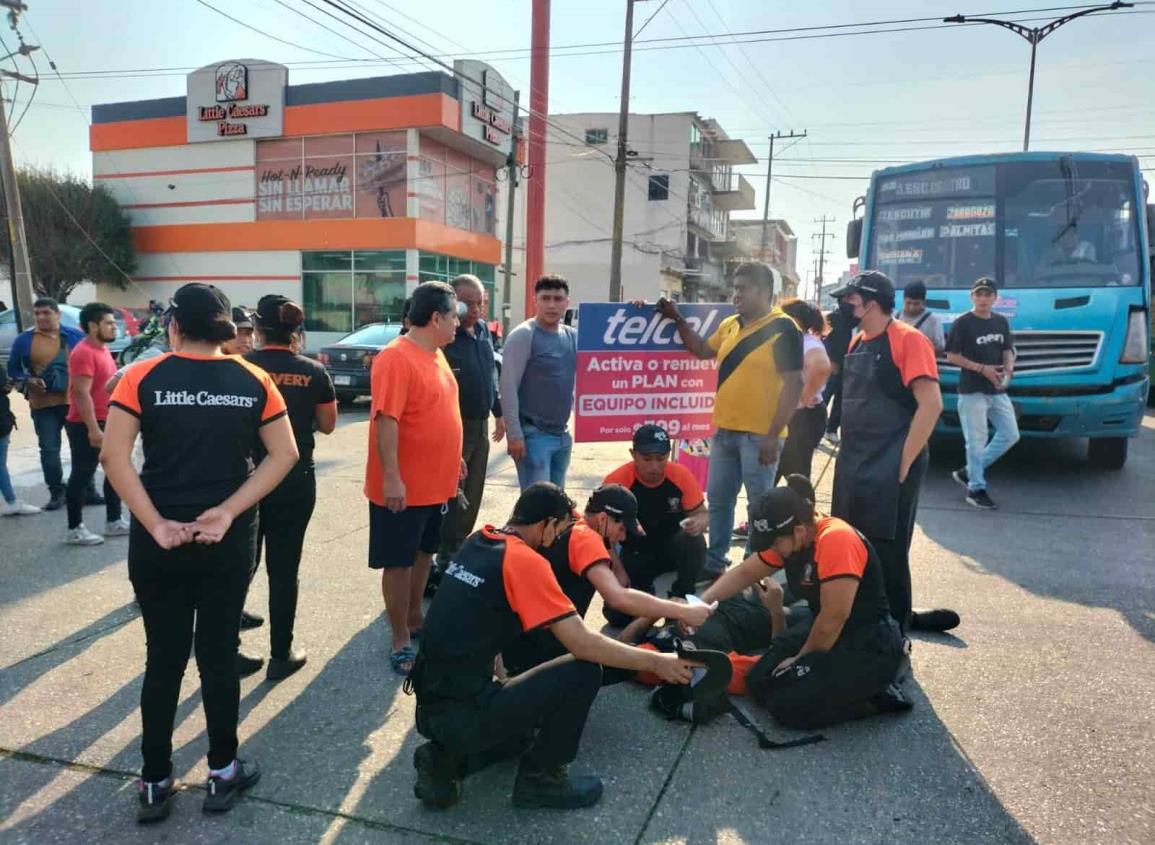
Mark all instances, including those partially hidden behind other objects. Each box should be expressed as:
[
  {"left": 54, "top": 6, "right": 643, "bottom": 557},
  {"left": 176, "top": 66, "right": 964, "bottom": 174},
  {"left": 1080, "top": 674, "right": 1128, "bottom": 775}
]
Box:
[{"left": 944, "top": 2, "right": 1133, "bottom": 151}]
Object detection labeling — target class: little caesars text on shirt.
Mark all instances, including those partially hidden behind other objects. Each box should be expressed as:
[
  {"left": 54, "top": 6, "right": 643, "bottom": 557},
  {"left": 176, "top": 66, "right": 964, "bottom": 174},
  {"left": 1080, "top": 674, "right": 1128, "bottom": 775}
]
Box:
[{"left": 152, "top": 389, "right": 260, "bottom": 408}]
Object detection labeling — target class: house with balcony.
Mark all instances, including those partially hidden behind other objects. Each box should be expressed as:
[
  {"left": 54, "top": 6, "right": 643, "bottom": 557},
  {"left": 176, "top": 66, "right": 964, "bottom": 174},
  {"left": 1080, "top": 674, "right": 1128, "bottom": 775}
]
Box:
[{"left": 729, "top": 218, "right": 801, "bottom": 298}]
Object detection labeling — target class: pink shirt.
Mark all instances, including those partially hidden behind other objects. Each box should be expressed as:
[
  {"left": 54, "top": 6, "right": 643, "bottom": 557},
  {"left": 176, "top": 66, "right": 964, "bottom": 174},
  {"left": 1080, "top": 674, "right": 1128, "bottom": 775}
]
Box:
[{"left": 66, "top": 338, "right": 117, "bottom": 423}]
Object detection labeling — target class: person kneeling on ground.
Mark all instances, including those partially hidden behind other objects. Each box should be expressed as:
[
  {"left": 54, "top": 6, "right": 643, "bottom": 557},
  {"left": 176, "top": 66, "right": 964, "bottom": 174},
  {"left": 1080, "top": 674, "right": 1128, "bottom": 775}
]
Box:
[
  {"left": 501, "top": 483, "right": 713, "bottom": 680},
  {"left": 690, "top": 475, "right": 911, "bottom": 730},
  {"left": 406, "top": 482, "right": 698, "bottom": 810}
]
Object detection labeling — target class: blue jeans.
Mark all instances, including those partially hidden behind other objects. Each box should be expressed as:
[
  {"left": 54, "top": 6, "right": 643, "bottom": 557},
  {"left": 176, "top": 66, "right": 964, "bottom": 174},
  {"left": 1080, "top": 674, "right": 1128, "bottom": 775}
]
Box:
[
  {"left": 706, "top": 429, "right": 780, "bottom": 573},
  {"left": 514, "top": 424, "right": 573, "bottom": 491},
  {"left": 957, "top": 392, "right": 1020, "bottom": 493},
  {"left": 0, "top": 434, "right": 15, "bottom": 504},
  {"left": 31, "top": 404, "right": 68, "bottom": 491}
]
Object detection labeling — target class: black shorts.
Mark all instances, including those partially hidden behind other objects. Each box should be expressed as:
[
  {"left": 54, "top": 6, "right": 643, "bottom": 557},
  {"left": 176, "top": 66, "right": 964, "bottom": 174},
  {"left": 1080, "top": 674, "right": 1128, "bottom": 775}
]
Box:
[{"left": 368, "top": 501, "right": 447, "bottom": 569}]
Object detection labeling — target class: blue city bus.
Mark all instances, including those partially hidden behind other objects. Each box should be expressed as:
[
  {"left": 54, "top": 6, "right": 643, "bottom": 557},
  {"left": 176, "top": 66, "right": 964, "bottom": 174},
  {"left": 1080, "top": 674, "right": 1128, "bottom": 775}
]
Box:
[{"left": 846, "top": 152, "right": 1151, "bottom": 469}]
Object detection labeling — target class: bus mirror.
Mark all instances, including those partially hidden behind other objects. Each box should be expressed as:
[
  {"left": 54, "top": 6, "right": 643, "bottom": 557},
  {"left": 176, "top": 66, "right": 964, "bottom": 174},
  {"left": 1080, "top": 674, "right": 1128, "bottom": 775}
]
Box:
[
  {"left": 1146, "top": 204, "right": 1154, "bottom": 244},
  {"left": 846, "top": 218, "right": 862, "bottom": 259}
]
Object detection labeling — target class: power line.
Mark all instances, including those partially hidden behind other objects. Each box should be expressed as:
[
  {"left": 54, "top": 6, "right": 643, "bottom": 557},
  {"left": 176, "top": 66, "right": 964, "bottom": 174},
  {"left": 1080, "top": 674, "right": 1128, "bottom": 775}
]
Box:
[{"left": 194, "top": 0, "right": 360, "bottom": 61}]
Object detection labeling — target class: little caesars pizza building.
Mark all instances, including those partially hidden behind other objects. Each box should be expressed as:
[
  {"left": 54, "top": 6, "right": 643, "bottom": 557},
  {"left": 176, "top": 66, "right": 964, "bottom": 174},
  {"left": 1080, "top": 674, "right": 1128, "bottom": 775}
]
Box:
[{"left": 91, "top": 59, "right": 514, "bottom": 347}]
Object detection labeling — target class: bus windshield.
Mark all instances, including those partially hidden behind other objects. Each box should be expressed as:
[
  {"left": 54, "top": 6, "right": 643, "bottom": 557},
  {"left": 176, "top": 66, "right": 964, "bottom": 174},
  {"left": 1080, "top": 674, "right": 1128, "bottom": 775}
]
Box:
[{"left": 869, "top": 159, "right": 1141, "bottom": 289}]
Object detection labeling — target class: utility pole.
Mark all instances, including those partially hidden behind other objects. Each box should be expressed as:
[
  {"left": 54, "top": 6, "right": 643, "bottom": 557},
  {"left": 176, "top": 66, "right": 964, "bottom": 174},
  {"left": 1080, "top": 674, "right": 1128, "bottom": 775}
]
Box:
[
  {"left": 759, "top": 129, "right": 807, "bottom": 258},
  {"left": 525, "top": 0, "right": 549, "bottom": 317},
  {"left": 608, "top": 0, "right": 642, "bottom": 303},
  {"left": 943, "top": 2, "right": 1132, "bottom": 151},
  {"left": 0, "top": 1, "right": 37, "bottom": 331},
  {"left": 812, "top": 216, "right": 835, "bottom": 305},
  {"left": 501, "top": 91, "right": 521, "bottom": 338}
]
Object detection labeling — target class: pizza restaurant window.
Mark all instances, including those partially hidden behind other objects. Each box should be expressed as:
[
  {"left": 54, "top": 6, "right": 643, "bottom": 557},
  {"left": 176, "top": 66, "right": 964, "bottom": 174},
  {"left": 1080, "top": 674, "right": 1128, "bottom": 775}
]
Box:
[
  {"left": 412, "top": 135, "right": 498, "bottom": 236},
  {"left": 301, "top": 249, "right": 407, "bottom": 334},
  {"left": 418, "top": 252, "right": 497, "bottom": 317}
]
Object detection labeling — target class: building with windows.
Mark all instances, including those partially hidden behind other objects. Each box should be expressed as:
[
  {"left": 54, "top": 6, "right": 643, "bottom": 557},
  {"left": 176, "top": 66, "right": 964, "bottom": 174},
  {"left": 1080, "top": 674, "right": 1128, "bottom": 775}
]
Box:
[
  {"left": 510, "top": 112, "right": 755, "bottom": 312},
  {"left": 89, "top": 58, "right": 515, "bottom": 348},
  {"left": 728, "top": 218, "right": 800, "bottom": 298}
]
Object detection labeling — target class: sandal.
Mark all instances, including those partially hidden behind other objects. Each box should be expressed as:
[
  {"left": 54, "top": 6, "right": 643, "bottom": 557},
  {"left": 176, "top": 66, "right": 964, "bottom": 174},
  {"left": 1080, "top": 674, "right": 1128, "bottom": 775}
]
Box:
[{"left": 390, "top": 645, "right": 418, "bottom": 676}]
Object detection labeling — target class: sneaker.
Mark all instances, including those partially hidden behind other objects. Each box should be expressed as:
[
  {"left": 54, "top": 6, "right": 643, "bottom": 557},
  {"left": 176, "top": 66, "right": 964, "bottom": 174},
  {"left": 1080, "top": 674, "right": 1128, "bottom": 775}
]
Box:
[
  {"left": 910, "top": 608, "right": 961, "bottom": 632},
  {"left": 103, "top": 517, "right": 131, "bottom": 537},
  {"left": 202, "top": 759, "right": 261, "bottom": 813},
  {"left": 239, "top": 610, "right": 265, "bottom": 630},
  {"left": 43, "top": 489, "right": 65, "bottom": 511},
  {"left": 824, "top": 431, "right": 840, "bottom": 445},
  {"left": 136, "top": 778, "right": 175, "bottom": 824},
  {"left": 266, "top": 649, "right": 307, "bottom": 682},
  {"left": 511, "top": 758, "right": 603, "bottom": 809},
  {"left": 236, "top": 652, "right": 265, "bottom": 677},
  {"left": 951, "top": 468, "right": 969, "bottom": 488},
  {"left": 965, "top": 489, "right": 997, "bottom": 510},
  {"left": 413, "top": 741, "right": 462, "bottom": 809},
  {"left": 1, "top": 499, "right": 41, "bottom": 516},
  {"left": 64, "top": 525, "right": 104, "bottom": 546},
  {"left": 731, "top": 522, "right": 749, "bottom": 539}
]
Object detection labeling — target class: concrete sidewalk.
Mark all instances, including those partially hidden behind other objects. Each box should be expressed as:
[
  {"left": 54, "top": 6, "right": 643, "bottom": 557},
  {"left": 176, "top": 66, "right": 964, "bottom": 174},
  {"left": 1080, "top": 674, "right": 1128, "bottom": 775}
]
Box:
[{"left": 1, "top": 403, "right": 1152, "bottom": 844}]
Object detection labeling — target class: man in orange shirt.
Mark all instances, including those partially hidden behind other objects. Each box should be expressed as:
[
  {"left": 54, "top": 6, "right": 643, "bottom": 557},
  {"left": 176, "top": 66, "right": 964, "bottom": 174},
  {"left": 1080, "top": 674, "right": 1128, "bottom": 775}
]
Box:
[{"left": 364, "top": 282, "right": 465, "bottom": 676}]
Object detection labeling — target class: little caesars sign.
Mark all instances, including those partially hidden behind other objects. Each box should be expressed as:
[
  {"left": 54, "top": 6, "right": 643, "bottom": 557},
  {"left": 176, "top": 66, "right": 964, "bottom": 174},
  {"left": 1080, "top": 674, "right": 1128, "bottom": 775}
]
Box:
[{"left": 187, "top": 60, "right": 286, "bottom": 143}]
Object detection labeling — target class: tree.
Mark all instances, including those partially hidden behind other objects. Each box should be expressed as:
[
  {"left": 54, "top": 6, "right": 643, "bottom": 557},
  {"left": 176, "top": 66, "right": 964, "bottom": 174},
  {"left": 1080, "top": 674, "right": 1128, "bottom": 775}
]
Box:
[{"left": 2, "top": 168, "right": 136, "bottom": 302}]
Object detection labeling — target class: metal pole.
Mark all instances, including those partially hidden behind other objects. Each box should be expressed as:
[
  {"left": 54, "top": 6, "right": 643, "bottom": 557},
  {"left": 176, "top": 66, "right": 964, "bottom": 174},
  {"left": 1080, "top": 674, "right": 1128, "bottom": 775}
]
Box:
[
  {"left": 502, "top": 91, "right": 520, "bottom": 338},
  {"left": 608, "top": 0, "right": 636, "bottom": 303},
  {"left": 0, "top": 87, "right": 34, "bottom": 330},
  {"left": 526, "top": 0, "right": 550, "bottom": 317},
  {"left": 1023, "top": 36, "right": 1038, "bottom": 152},
  {"left": 758, "top": 134, "right": 774, "bottom": 259}
]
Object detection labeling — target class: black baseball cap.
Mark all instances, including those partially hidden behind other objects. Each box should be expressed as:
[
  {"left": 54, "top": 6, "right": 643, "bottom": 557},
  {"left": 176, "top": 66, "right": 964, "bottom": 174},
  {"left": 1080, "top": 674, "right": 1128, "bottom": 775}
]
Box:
[
  {"left": 256, "top": 294, "right": 293, "bottom": 329},
  {"left": 829, "top": 270, "right": 896, "bottom": 307},
  {"left": 971, "top": 276, "right": 997, "bottom": 294},
  {"left": 508, "top": 482, "right": 576, "bottom": 527},
  {"left": 171, "top": 283, "right": 230, "bottom": 321},
  {"left": 231, "top": 307, "right": 253, "bottom": 330},
  {"left": 632, "top": 423, "right": 672, "bottom": 455},
  {"left": 748, "top": 487, "right": 810, "bottom": 552},
  {"left": 586, "top": 484, "right": 643, "bottom": 536}
]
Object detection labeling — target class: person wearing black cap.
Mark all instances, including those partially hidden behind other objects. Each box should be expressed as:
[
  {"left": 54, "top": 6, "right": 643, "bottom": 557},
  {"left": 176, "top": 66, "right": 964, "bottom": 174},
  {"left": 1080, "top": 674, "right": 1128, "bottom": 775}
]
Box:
[
  {"left": 695, "top": 476, "right": 910, "bottom": 729},
  {"left": 407, "top": 482, "right": 698, "bottom": 810},
  {"left": 502, "top": 481, "right": 713, "bottom": 676},
  {"left": 945, "top": 277, "right": 1019, "bottom": 510},
  {"left": 221, "top": 307, "right": 254, "bottom": 356},
  {"left": 100, "top": 283, "right": 299, "bottom": 821},
  {"left": 600, "top": 424, "right": 708, "bottom": 618},
  {"left": 241, "top": 295, "right": 338, "bottom": 680},
  {"left": 826, "top": 270, "right": 958, "bottom": 635},
  {"left": 898, "top": 281, "right": 945, "bottom": 355}
]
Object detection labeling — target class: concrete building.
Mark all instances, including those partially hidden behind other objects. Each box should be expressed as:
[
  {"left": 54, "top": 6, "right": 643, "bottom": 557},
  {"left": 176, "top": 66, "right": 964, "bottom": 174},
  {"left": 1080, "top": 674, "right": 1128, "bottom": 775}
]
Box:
[
  {"left": 728, "top": 218, "right": 800, "bottom": 298},
  {"left": 89, "top": 58, "right": 516, "bottom": 349},
  {"left": 509, "top": 112, "right": 756, "bottom": 314}
]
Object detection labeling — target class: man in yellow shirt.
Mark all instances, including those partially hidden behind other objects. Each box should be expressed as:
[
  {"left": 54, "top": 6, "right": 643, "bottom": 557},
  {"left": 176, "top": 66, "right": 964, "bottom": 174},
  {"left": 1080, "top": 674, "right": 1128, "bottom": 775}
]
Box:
[{"left": 659, "top": 263, "right": 803, "bottom": 576}]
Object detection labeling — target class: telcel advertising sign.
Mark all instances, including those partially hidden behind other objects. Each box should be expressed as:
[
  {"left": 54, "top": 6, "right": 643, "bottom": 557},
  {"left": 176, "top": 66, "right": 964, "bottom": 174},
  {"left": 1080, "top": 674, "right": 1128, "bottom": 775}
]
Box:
[
  {"left": 575, "top": 302, "right": 734, "bottom": 443},
  {"left": 187, "top": 59, "right": 287, "bottom": 143}
]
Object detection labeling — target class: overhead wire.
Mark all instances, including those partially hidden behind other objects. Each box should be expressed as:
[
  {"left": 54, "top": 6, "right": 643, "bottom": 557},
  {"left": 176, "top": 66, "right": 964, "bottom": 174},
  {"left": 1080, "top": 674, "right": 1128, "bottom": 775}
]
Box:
[{"left": 194, "top": 0, "right": 361, "bottom": 61}]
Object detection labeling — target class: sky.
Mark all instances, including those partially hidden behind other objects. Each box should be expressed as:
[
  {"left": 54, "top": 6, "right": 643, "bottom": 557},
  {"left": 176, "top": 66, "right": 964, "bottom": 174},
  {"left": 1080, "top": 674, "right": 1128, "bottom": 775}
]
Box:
[{"left": 6, "top": 0, "right": 1154, "bottom": 299}]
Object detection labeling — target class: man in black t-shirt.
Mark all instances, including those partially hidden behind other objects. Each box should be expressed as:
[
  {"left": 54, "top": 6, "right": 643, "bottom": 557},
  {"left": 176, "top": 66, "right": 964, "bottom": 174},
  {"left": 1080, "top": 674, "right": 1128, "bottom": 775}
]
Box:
[{"left": 946, "top": 277, "right": 1020, "bottom": 510}]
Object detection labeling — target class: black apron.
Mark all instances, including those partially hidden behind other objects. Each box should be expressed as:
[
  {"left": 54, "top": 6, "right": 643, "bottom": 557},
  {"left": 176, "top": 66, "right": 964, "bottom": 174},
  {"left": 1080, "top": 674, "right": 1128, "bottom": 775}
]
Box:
[{"left": 831, "top": 324, "right": 916, "bottom": 540}]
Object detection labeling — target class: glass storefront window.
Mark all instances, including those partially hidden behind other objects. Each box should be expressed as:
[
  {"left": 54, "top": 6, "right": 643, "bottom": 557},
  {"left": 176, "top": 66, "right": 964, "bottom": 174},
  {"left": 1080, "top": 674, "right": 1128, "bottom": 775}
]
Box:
[
  {"left": 303, "top": 271, "right": 354, "bottom": 333},
  {"left": 417, "top": 251, "right": 497, "bottom": 318},
  {"left": 303, "top": 249, "right": 407, "bottom": 333}
]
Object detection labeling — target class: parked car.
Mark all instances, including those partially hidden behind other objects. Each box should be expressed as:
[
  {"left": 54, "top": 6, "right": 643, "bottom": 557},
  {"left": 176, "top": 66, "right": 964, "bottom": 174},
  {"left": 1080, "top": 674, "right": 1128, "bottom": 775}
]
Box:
[
  {"left": 0, "top": 305, "right": 131, "bottom": 370},
  {"left": 319, "top": 323, "right": 404, "bottom": 404},
  {"left": 114, "top": 306, "right": 143, "bottom": 336}
]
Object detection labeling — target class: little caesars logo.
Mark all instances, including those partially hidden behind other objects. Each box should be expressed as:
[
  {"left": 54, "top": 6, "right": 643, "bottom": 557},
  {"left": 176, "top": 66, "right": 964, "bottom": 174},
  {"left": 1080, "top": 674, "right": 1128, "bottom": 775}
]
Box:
[{"left": 153, "top": 389, "right": 258, "bottom": 409}]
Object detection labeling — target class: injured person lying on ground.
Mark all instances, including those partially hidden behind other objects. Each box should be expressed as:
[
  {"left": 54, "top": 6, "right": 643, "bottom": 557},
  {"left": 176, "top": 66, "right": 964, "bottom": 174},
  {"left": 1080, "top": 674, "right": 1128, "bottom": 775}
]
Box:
[{"left": 647, "top": 475, "right": 913, "bottom": 731}]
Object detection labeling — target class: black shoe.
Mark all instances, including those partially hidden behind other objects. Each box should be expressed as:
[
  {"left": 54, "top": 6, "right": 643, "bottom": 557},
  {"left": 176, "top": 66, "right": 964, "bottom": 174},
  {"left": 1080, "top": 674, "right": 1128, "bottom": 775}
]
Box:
[
  {"left": 239, "top": 610, "right": 264, "bottom": 630},
  {"left": 83, "top": 488, "right": 106, "bottom": 506},
  {"left": 266, "top": 649, "right": 307, "bottom": 681},
  {"left": 136, "top": 778, "right": 175, "bottom": 823},
  {"left": 966, "top": 489, "right": 997, "bottom": 510},
  {"left": 43, "top": 489, "right": 65, "bottom": 511},
  {"left": 868, "top": 684, "right": 913, "bottom": 715},
  {"left": 951, "top": 468, "right": 969, "bottom": 489},
  {"left": 910, "top": 608, "right": 961, "bottom": 633},
  {"left": 511, "top": 759, "right": 603, "bottom": 809},
  {"left": 236, "top": 652, "right": 265, "bottom": 677},
  {"left": 413, "top": 741, "right": 462, "bottom": 809},
  {"left": 202, "top": 759, "right": 261, "bottom": 813}
]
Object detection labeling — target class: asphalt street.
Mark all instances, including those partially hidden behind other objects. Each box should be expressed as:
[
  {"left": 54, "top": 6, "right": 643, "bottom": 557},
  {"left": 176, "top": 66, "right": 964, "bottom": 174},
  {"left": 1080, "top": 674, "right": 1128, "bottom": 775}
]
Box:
[{"left": 1, "top": 400, "right": 1152, "bottom": 845}]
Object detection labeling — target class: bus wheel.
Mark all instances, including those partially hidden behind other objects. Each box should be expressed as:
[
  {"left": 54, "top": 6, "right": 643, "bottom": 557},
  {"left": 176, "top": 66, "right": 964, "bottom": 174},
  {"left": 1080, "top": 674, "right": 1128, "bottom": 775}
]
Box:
[{"left": 1088, "top": 437, "right": 1128, "bottom": 470}]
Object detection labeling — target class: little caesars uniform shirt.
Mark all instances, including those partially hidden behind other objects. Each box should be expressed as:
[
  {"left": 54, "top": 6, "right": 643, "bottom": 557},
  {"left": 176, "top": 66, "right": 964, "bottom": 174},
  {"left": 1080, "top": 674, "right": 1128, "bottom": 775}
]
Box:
[{"left": 110, "top": 353, "right": 287, "bottom": 510}]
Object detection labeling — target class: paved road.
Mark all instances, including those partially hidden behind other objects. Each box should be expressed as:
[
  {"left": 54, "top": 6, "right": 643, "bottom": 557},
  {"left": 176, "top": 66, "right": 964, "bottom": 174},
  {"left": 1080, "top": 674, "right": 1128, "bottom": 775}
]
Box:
[{"left": 1, "top": 401, "right": 1152, "bottom": 844}]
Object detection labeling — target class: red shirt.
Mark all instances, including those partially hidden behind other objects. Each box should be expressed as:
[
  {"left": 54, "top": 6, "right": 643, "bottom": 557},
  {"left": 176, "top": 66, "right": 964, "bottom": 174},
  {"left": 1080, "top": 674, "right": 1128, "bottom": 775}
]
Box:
[{"left": 66, "top": 338, "right": 117, "bottom": 423}]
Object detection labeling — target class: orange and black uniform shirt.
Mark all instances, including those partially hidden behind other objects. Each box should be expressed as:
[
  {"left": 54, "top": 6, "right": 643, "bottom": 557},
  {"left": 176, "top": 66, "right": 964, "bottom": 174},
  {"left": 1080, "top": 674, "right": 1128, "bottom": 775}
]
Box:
[
  {"left": 245, "top": 346, "right": 336, "bottom": 468},
  {"left": 109, "top": 353, "right": 287, "bottom": 512},
  {"left": 543, "top": 517, "right": 613, "bottom": 618},
  {"left": 417, "top": 527, "right": 577, "bottom": 702},
  {"left": 758, "top": 515, "right": 891, "bottom": 630},
  {"left": 602, "top": 461, "right": 705, "bottom": 554}
]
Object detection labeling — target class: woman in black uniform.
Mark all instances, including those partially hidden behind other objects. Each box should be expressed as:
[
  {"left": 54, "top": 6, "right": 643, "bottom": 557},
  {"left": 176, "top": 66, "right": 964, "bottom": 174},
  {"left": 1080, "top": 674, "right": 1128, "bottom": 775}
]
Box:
[
  {"left": 244, "top": 295, "right": 337, "bottom": 681},
  {"left": 101, "top": 284, "right": 298, "bottom": 823}
]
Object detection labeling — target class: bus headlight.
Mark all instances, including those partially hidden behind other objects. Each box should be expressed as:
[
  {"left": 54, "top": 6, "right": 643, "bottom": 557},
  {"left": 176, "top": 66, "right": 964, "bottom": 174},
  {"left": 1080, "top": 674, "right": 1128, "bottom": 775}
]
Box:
[{"left": 1120, "top": 307, "right": 1149, "bottom": 364}]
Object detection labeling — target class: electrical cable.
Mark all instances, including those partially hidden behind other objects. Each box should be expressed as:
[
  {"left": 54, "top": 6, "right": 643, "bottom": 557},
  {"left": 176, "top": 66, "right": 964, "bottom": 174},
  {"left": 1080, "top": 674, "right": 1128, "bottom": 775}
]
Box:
[{"left": 195, "top": 0, "right": 361, "bottom": 61}]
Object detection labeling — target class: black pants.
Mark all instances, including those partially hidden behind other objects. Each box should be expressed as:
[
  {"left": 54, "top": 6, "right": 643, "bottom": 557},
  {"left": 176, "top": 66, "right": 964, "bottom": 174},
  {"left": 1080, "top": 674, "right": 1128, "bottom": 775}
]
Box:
[
  {"left": 776, "top": 405, "right": 828, "bottom": 483},
  {"left": 439, "top": 417, "right": 489, "bottom": 557},
  {"left": 130, "top": 506, "right": 256, "bottom": 783},
  {"left": 867, "top": 448, "right": 928, "bottom": 633},
  {"left": 825, "top": 372, "right": 843, "bottom": 434},
  {"left": 65, "top": 420, "right": 120, "bottom": 529},
  {"left": 256, "top": 466, "right": 317, "bottom": 659},
  {"left": 417, "top": 657, "right": 601, "bottom": 770},
  {"left": 602, "top": 531, "right": 707, "bottom": 628},
  {"left": 503, "top": 628, "right": 635, "bottom": 687}
]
